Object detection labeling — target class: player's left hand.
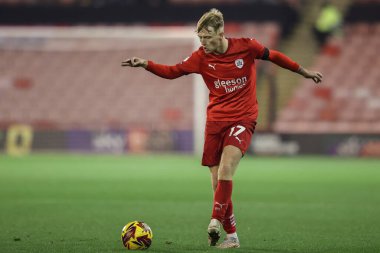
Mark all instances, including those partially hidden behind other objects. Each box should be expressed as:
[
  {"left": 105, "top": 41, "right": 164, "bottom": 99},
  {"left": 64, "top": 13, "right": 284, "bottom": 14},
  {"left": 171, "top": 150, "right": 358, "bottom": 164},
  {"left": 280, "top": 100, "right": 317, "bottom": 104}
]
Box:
[
  {"left": 307, "top": 71, "right": 323, "bottom": 84},
  {"left": 298, "top": 67, "right": 323, "bottom": 84}
]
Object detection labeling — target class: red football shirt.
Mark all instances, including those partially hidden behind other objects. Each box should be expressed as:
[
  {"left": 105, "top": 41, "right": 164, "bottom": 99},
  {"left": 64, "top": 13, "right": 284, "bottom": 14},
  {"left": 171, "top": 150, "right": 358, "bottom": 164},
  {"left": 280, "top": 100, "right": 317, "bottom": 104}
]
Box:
[{"left": 146, "top": 38, "right": 266, "bottom": 122}]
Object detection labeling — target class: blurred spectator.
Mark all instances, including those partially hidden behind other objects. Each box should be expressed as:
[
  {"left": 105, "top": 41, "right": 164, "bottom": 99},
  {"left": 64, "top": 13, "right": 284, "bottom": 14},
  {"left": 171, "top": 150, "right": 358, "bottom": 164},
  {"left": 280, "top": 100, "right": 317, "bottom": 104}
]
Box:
[{"left": 313, "top": 0, "right": 342, "bottom": 48}]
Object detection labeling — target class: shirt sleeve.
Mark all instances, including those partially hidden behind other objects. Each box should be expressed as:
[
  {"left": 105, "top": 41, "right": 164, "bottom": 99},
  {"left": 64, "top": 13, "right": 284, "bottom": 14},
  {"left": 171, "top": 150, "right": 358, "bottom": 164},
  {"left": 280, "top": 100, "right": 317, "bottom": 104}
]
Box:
[
  {"left": 177, "top": 50, "right": 201, "bottom": 74},
  {"left": 267, "top": 50, "right": 300, "bottom": 72},
  {"left": 146, "top": 50, "right": 200, "bottom": 79},
  {"left": 248, "top": 38, "right": 266, "bottom": 59},
  {"left": 248, "top": 38, "right": 300, "bottom": 72}
]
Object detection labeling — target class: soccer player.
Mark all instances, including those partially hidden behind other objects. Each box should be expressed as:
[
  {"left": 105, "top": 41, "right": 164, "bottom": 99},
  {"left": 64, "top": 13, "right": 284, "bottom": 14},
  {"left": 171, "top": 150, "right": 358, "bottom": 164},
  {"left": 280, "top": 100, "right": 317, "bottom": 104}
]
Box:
[{"left": 122, "top": 8, "right": 322, "bottom": 249}]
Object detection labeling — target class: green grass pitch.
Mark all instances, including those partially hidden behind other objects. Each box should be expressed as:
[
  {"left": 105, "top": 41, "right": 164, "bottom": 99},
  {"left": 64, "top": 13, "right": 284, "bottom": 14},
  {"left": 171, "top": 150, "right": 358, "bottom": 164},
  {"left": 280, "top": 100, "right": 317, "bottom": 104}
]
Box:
[{"left": 0, "top": 154, "right": 379, "bottom": 253}]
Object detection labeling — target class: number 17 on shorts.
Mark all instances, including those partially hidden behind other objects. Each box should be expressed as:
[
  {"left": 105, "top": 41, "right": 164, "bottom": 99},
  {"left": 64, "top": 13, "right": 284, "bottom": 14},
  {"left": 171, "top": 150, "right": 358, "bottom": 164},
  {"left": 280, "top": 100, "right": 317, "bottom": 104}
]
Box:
[{"left": 224, "top": 121, "right": 256, "bottom": 155}]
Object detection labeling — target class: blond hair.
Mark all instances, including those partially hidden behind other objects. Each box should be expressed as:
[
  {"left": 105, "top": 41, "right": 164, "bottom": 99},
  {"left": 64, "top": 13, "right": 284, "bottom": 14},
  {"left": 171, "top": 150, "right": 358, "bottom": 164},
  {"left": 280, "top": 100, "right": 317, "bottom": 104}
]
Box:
[{"left": 196, "top": 8, "right": 224, "bottom": 34}]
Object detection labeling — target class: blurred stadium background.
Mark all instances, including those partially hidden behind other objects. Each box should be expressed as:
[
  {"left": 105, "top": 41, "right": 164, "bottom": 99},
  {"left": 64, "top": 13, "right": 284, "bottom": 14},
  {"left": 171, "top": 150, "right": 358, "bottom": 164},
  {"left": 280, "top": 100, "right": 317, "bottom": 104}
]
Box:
[
  {"left": 1, "top": 1, "right": 380, "bottom": 253},
  {"left": 0, "top": 0, "right": 379, "bottom": 157}
]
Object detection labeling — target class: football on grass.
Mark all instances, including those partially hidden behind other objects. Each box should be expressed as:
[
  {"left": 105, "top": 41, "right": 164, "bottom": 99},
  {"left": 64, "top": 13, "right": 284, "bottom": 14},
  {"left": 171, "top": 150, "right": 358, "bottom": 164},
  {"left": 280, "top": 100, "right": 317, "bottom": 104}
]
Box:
[{"left": 121, "top": 221, "right": 153, "bottom": 250}]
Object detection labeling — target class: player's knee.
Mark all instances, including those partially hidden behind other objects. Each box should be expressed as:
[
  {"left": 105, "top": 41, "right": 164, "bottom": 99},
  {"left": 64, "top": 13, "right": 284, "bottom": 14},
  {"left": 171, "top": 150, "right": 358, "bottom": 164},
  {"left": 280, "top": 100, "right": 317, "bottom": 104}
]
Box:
[{"left": 218, "top": 163, "right": 234, "bottom": 180}]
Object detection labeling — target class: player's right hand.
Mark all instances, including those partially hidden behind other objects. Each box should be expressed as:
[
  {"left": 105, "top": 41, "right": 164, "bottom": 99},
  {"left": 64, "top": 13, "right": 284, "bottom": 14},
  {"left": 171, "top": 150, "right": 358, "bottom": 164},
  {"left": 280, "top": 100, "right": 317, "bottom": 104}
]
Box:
[{"left": 121, "top": 57, "right": 147, "bottom": 68}]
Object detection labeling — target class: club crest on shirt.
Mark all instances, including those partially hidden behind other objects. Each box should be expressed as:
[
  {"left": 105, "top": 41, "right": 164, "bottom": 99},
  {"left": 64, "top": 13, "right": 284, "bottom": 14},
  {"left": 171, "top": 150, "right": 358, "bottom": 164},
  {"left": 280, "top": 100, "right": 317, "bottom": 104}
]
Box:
[{"left": 235, "top": 59, "right": 244, "bottom": 69}]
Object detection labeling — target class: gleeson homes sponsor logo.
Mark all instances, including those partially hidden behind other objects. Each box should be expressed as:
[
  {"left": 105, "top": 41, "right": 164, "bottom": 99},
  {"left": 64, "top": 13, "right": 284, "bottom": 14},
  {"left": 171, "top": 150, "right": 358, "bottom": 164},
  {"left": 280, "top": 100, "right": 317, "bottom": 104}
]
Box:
[{"left": 214, "top": 76, "right": 248, "bottom": 93}]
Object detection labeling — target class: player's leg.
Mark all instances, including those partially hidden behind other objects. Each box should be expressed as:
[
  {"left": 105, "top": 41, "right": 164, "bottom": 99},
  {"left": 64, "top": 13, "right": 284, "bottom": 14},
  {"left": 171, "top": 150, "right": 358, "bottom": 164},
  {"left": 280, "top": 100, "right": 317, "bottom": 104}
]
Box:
[
  {"left": 208, "top": 165, "right": 236, "bottom": 246},
  {"left": 215, "top": 121, "right": 256, "bottom": 248},
  {"left": 202, "top": 122, "right": 223, "bottom": 246},
  {"left": 218, "top": 145, "right": 241, "bottom": 180},
  {"left": 209, "top": 165, "right": 236, "bottom": 236},
  {"left": 208, "top": 145, "right": 242, "bottom": 247},
  {"left": 205, "top": 121, "right": 255, "bottom": 247},
  {"left": 211, "top": 145, "right": 241, "bottom": 248},
  {"left": 211, "top": 145, "right": 241, "bottom": 221}
]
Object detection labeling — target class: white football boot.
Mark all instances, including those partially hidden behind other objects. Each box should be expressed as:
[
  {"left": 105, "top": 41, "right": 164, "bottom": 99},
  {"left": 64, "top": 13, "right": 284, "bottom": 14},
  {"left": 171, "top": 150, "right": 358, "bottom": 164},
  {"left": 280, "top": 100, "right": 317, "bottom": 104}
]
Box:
[
  {"left": 207, "top": 218, "right": 221, "bottom": 246},
  {"left": 217, "top": 236, "right": 240, "bottom": 249}
]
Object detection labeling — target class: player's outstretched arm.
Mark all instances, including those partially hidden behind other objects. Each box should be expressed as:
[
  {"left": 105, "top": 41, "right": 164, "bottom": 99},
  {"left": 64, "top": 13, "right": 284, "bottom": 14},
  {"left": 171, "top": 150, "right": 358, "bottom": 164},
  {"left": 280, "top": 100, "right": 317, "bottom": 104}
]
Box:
[
  {"left": 264, "top": 49, "right": 323, "bottom": 84},
  {"left": 297, "top": 66, "right": 323, "bottom": 84},
  {"left": 121, "top": 57, "right": 148, "bottom": 68},
  {"left": 121, "top": 56, "right": 191, "bottom": 80}
]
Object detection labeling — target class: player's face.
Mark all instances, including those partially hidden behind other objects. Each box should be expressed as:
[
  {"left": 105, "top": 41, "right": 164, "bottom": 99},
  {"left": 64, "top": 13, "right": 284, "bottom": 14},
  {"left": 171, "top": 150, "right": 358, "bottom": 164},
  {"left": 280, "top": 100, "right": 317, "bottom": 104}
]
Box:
[{"left": 197, "top": 27, "right": 223, "bottom": 54}]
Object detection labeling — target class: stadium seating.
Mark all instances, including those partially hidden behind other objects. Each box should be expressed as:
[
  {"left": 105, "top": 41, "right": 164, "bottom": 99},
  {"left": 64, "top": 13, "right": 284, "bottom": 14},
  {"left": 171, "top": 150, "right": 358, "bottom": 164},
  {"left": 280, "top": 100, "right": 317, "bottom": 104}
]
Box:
[
  {"left": 274, "top": 23, "right": 380, "bottom": 133},
  {"left": 0, "top": 46, "right": 194, "bottom": 130}
]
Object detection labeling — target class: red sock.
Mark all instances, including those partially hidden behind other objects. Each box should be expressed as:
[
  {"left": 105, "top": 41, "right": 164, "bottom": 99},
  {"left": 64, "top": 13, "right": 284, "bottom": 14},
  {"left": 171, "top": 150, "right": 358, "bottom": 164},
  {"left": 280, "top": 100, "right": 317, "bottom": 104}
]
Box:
[
  {"left": 211, "top": 180, "right": 233, "bottom": 222},
  {"left": 222, "top": 200, "right": 236, "bottom": 234}
]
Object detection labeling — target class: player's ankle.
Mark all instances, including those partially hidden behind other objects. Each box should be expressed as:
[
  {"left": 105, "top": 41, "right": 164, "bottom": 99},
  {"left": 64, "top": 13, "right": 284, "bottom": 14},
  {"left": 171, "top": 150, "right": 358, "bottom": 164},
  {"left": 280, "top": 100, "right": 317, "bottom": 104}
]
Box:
[
  {"left": 211, "top": 217, "right": 223, "bottom": 224},
  {"left": 227, "top": 232, "right": 238, "bottom": 239}
]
